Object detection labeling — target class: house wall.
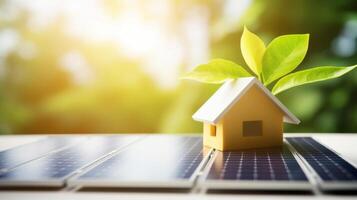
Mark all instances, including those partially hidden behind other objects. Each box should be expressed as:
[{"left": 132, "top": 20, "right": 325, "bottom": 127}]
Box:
[
  {"left": 203, "top": 122, "right": 224, "bottom": 150},
  {"left": 220, "top": 85, "right": 284, "bottom": 151}
]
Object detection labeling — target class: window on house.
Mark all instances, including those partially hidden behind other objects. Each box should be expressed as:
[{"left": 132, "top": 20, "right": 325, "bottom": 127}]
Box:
[
  {"left": 242, "top": 120, "right": 263, "bottom": 137},
  {"left": 210, "top": 124, "right": 216, "bottom": 136}
]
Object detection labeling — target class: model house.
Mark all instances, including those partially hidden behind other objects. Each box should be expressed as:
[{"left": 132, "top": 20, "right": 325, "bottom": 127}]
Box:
[{"left": 192, "top": 77, "right": 300, "bottom": 151}]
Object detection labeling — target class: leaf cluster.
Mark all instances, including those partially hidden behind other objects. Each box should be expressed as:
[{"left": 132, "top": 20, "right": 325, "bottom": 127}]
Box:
[{"left": 182, "top": 27, "right": 356, "bottom": 95}]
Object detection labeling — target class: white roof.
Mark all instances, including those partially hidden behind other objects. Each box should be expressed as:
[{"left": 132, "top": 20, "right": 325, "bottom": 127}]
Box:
[{"left": 192, "top": 77, "right": 300, "bottom": 125}]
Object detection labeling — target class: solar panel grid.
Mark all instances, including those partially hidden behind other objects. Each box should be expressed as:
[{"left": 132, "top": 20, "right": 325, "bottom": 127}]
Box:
[
  {"left": 287, "top": 137, "right": 357, "bottom": 182},
  {"left": 78, "top": 136, "right": 204, "bottom": 180},
  {"left": 0, "top": 136, "right": 140, "bottom": 185},
  {"left": 207, "top": 145, "right": 308, "bottom": 181},
  {"left": 0, "top": 137, "right": 84, "bottom": 171},
  {"left": 69, "top": 136, "right": 208, "bottom": 188},
  {"left": 177, "top": 138, "right": 204, "bottom": 179}
]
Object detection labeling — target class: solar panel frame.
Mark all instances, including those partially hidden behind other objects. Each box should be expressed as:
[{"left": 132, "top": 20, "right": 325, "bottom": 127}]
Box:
[
  {"left": 0, "top": 135, "right": 143, "bottom": 187},
  {"left": 286, "top": 137, "right": 357, "bottom": 191},
  {"left": 201, "top": 142, "right": 312, "bottom": 191},
  {"left": 0, "top": 178, "right": 64, "bottom": 187},
  {"left": 68, "top": 136, "right": 213, "bottom": 189}
]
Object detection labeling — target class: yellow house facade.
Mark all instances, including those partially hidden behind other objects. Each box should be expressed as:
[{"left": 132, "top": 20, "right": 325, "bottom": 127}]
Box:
[{"left": 193, "top": 77, "right": 300, "bottom": 151}]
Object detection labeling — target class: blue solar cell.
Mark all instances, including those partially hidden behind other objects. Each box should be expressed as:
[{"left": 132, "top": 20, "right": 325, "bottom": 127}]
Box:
[
  {"left": 206, "top": 144, "right": 308, "bottom": 182},
  {"left": 0, "top": 137, "right": 84, "bottom": 171},
  {"left": 287, "top": 137, "right": 357, "bottom": 182},
  {"left": 0, "top": 136, "right": 140, "bottom": 187},
  {"left": 70, "top": 136, "right": 208, "bottom": 188}
]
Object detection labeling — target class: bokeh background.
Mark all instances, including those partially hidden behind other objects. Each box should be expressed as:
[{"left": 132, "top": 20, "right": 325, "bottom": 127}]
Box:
[{"left": 0, "top": 0, "right": 356, "bottom": 135}]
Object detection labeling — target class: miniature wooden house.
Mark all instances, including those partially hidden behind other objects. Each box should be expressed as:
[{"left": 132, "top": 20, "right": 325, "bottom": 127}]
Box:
[{"left": 192, "top": 77, "right": 300, "bottom": 151}]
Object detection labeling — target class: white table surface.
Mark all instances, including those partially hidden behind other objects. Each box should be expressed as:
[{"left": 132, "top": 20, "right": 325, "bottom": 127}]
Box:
[{"left": 0, "top": 133, "right": 356, "bottom": 200}]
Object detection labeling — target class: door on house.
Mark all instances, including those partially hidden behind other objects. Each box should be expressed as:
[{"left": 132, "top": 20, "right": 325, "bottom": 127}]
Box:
[{"left": 210, "top": 124, "right": 216, "bottom": 136}]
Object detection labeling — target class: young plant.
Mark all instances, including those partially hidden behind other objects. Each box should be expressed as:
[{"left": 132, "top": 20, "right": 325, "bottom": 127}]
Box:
[{"left": 181, "top": 27, "right": 356, "bottom": 95}]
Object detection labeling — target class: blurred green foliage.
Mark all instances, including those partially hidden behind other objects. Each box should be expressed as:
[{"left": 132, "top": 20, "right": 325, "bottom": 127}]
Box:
[{"left": 0, "top": 0, "right": 356, "bottom": 134}]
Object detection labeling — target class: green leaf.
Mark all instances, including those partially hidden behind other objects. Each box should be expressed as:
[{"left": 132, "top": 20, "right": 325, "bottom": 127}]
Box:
[
  {"left": 262, "top": 34, "right": 309, "bottom": 85},
  {"left": 181, "top": 59, "right": 252, "bottom": 84},
  {"left": 240, "top": 26, "right": 266, "bottom": 77},
  {"left": 272, "top": 65, "right": 357, "bottom": 95}
]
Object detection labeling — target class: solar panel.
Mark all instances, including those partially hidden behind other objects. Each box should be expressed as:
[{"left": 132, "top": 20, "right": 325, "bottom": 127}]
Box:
[
  {"left": 0, "top": 136, "right": 84, "bottom": 172},
  {"left": 287, "top": 137, "right": 357, "bottom": 191},
  {"left": 0, "top": 135, "right": 141, "bottom": 187},
  {"left": 68, "top": 136, "right": 211, "bottom": 188},
  {"left": 203, "top": 143, "right": 311, "bottom": 190}
]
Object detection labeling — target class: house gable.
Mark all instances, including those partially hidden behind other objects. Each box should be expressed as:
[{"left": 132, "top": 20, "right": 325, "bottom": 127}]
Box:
[{"left": 220, "top": 84, "right": 284, "bottom": 150}]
